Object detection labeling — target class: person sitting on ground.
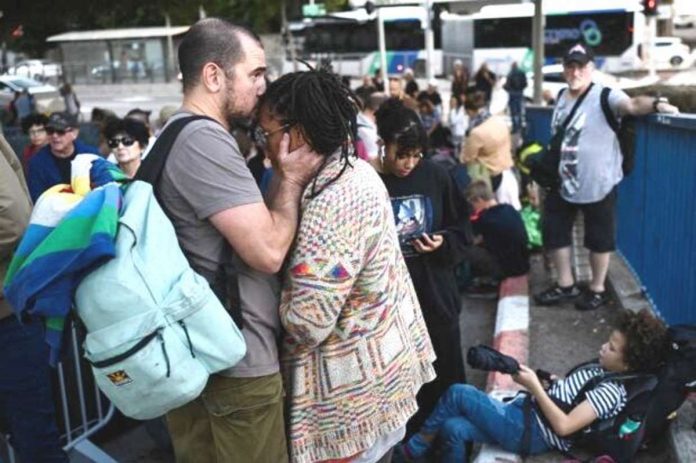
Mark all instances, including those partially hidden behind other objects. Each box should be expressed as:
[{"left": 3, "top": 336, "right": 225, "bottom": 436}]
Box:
[
  {"left": 259, "top": 66, "right": 436, "bottom": 463},
  {"left": 395, "top": 309, "right": 668, "bottom": 462},
  {"left": 20, "top": 113, "right": 49, "bottom": 171},
  {"left": 27, "top": 111, "right": 99, "bottom": 202},
  {"left": 463, "top": 180, "right": 529, "bottom": 290},
  {"left": 460, "top": 89, "right": 520, "bottom": 210},
  {"left": 103, "top": 117, "right": 149, "bottom": 178},
  {"left": 375, "top": 98, "right": 469, "bottom": 436}
]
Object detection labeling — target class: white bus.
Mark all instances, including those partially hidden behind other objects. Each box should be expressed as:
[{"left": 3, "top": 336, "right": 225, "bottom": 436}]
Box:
[
  {"left": 284, "top": 6, "right": 443, "bottom": 77},
  {"left": 441, "top": 0, "right": 647, "bottom": 76}
]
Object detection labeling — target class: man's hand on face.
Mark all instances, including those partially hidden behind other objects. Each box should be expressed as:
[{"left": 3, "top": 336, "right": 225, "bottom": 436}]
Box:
[{"left": 273, "top": 133, "right": 323, "bottom": 188}]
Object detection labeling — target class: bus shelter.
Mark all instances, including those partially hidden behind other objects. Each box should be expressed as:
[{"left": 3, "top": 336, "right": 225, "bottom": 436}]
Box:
[{"left": 46, "top": 26, "right": 189, "bottom": 85}]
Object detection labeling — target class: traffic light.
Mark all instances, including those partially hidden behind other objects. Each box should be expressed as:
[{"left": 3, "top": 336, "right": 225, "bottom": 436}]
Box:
[{"left": 643, "top": 0, "right": 659, "bottom": 16}]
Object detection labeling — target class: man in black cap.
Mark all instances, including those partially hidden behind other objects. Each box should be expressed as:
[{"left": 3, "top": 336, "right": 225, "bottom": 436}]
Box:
[
  {"left": 535, "top": 43, "right": 678, "bottom": 311},
  {"left": 26, "top": 111, "right": 99, "bottom": 202}
]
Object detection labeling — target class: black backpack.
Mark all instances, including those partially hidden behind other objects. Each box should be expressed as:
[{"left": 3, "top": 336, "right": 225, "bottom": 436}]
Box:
[
  {"left": 600, "top": 87, "right": 637, "bottom": 176},
  {"left": 559, "top": 325, "right": 696, "bottom": 462}
]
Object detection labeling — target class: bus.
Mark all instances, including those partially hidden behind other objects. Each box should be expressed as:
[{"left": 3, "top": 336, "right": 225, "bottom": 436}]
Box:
[
  {"left": 284, "top": 6, "right": 443, "bottom": 78},
  {"left": 441, "top": 0, "right": 646, "bottom": 76}
]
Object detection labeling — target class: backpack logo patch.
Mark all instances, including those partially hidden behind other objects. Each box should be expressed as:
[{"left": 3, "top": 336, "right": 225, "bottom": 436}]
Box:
[{"left": 107, "top": 370, "right": 133, "bottom": 386}]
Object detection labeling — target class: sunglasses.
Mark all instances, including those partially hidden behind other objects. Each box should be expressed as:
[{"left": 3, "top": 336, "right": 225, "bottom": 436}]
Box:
[
  {"left": 46, "top": 127, "right": 74, "bottom": 136},
  {"left": 253, "top": 123, "right": 291, "bottom": 149},
  {"left": 107, "top": 136, "right": 136, "bottom": 149}
]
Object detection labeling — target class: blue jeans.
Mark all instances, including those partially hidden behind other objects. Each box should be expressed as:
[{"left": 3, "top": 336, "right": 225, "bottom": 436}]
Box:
[
  {"left": 0, "top": 316, "right": 68, "bottom": 462},
  {"left": 508, "top": 92, "right": 524, "bottom": 133},
  {"left": 422, "top": 384, "right": 550, "bottom": 462}
]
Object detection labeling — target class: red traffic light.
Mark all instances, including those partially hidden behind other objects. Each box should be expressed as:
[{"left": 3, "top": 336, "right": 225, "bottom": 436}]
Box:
[
  {"left": 643, "top": 0, "right": 659, "bottom": 16},
  {"left": 11, "top": 25, "right": 24, "bottom": 38}
]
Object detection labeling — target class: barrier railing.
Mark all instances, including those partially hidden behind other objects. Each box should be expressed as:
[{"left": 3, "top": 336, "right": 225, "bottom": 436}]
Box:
[
  {"left": 1, "top": 323, "right": 116, "bottom": 462},
  {"left": 525, "top": 106, "right": 696, "bottom": 325}
]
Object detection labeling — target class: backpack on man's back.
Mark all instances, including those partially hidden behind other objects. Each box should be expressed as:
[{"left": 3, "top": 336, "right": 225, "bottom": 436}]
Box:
[{"left": 600, "top": 87, "right": 637, "bottom": 176}]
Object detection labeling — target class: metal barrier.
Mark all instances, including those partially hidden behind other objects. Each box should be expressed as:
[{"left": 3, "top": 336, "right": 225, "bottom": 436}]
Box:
[
  {"left": 525, "top": 106, "right": 696, "bottom": 325},
  {"left": 1, "top": 323, "right": 116, "bottom": 462}
]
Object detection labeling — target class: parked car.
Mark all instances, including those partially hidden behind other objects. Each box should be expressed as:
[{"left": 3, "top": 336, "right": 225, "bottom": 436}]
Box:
[
  {"left": 0, "top": 76, "right": 65, "bottom": 115},
  {"left": 649, "top": 37, "right": 693, "bottom": 68},
  {"left": 674, "top": 13, "right": 695, "bottom": 28},
  {"left": 7, "top": 59, "right": 63, "bottom": 81}
]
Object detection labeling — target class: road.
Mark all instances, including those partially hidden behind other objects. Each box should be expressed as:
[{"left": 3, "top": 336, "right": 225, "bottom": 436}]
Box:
[{"left": 74, "top": 82, "right": 183, "bottom": 123}]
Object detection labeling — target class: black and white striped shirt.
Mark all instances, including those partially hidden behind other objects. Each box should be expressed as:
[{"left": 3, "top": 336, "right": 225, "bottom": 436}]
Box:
[{"left": 535, "top": 366, "right": 627, "bottom": 451}]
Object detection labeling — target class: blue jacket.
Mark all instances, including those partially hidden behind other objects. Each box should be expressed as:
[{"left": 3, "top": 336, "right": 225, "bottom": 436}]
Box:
[{"left": 27, "top": 140, "right": 99, "bottom": 202}]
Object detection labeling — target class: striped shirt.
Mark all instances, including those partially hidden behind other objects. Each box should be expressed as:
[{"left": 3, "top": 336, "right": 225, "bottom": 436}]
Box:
[{"left": 535, "top": 366, "right": 627, "bottom": 451}]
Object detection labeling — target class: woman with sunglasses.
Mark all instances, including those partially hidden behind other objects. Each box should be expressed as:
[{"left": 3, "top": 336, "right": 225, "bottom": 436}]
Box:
[
  {"left": 257, "top": 67, "right": 435, "bottom": 463},
  {"left": 375, "top": 98, "right": 470, "bottom": 437},
  {"left": 103, "top": 118, "right": 149, "bottom": 178}
]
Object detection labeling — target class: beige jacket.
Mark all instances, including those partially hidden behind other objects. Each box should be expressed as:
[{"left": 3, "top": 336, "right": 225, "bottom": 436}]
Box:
[
  {"left": 0, "top": 134, "right": 32, "bottom": 320},
  {"left": 460, "top": 115, "right": 513, "bottom": 175}
]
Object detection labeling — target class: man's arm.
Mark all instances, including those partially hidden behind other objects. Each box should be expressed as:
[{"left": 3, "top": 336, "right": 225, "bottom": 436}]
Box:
[
  {"left": 514, "top": 365, "right": 598, "bottom": 437},
  {"left": 209, "top": 134, "right": 321, "bottom": 274},
  {"left": 617, "top": 95, "right": 679, "bottom": 117}
]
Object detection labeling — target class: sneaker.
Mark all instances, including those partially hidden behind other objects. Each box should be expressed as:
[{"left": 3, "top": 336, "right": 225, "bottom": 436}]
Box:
[
  {"left": 575, "top": 289, "right": 609, "bottom": 311},
  {"left": 534, "top": 284, "right": 580, "bottom": 305}
]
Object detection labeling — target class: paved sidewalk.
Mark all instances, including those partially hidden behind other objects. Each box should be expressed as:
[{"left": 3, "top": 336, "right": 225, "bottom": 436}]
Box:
[{"left": 525, "top": 253, "right": 675, "bottom": 463}]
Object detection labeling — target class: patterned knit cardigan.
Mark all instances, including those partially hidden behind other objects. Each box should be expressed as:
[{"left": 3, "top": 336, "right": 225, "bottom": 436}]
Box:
[{"left": 280, "top": 156, "right": 436, "bottom": 463}]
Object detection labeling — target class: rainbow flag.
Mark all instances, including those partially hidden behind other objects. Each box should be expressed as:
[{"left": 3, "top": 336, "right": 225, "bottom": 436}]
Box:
[{"left": 3, "top": 155, "right": 128, "bottom": 364}]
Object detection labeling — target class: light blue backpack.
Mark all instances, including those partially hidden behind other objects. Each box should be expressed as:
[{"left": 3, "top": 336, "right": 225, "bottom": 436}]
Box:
[{"left": 75, "top": 181, "right": 246, "bottom": 420}]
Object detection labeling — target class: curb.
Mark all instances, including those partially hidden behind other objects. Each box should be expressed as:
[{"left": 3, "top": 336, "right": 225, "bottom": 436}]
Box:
[{"left": 474, "top": 274, "right": 530, "bottom": 463}]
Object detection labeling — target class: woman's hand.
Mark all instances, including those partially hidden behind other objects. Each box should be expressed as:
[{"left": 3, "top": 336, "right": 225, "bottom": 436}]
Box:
[
  {"left": 412, "top": 233, "right": 444, "bottom": 254},
  {"left": 513, "top": 365, "right": 544, "bottom": 394}
]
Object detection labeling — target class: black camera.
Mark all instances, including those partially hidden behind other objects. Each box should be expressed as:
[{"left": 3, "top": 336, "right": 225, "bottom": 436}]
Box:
[{"left": 466, "top": 345, "right": 520, "bottom": 375}]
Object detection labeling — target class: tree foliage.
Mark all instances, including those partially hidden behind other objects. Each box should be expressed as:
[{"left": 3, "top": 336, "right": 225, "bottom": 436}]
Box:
[{"left": 1, "top": 0, "right": 346, "bottom": 56}]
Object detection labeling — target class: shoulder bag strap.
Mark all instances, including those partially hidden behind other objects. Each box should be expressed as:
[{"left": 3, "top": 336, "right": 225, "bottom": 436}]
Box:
[{"left": 560, "top": 82, "right": 594, "bottom": 131}]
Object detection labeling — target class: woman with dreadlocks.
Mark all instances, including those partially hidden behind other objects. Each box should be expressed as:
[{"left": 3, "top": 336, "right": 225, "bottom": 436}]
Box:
[{"left": 256, "top": 67, "right": 436, "bottom": 463}]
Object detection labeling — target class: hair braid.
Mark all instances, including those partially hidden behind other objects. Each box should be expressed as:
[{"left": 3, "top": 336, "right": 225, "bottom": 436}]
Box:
[{"left": 259, "top": 64, "right": 360, "bottom": 198}]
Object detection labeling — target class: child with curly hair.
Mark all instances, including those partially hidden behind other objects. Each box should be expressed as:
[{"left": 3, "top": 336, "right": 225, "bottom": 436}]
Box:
[{"left": 395, "top": 309, "right": 668, "bottom": 462}]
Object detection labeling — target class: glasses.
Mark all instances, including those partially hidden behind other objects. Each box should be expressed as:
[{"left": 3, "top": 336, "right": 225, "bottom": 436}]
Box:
[
  {"left": 28, "top": 128, "right": 47, "bottom": 136},
  {"left": 107, "top": 136, "right": 136, "bottom": 149},
  {"left": 46, "top": 127, "right": 74, "bottom": 136},
  {"left": 253, "top": 123, "right": 291, "bottom": 148}
]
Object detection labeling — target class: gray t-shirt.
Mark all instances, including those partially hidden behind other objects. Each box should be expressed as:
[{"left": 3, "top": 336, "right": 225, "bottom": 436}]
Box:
[
  {"left": 158, "top": 111, "right": 281, "bottom": 378},
  {"left": 551, "top": 84, "right": 630, "bottom": 203}
]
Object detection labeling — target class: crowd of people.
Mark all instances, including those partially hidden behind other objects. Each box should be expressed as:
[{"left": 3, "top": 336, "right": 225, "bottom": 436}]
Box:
[{"left": 0, "top": 17, "right": 682, "bottom": 463}]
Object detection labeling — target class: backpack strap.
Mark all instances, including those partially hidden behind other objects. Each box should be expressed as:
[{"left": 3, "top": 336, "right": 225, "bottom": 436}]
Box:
[
  {"left": 135, "top": 115, "right": 216, "bottom": 188},
  {"left": 600, "top": 87, "right": 620, "bottom": 136},
  {"left": 135, "top": 115, "right": 244, "bottom": 329}
]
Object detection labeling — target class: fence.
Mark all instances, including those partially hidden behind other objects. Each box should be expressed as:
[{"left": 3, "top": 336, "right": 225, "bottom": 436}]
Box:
[
  {"left": 525, "top": 106, "right": 696, "bottom": 325},
  {"left": 1, "top": 323, "right": 116, "bottom": 462}
]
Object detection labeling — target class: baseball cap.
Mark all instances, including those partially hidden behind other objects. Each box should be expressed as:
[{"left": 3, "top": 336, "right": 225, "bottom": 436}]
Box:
[
  {"left": 563, "top": 43, "right": 594, "bottom": 66},
  {"left": 46, "top": 112, "right": 78, "bottom": 131}
]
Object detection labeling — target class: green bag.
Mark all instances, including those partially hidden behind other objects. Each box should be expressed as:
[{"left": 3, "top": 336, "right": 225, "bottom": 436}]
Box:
[{"left": 520, "top": 205, "right": 542, "bottom": 249}]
